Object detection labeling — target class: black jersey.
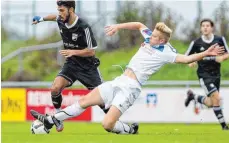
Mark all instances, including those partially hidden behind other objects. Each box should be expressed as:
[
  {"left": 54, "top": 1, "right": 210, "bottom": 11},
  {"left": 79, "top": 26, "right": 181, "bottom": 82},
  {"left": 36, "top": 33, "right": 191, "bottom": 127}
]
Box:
[
  {"left": 57, "top": 16, "right": 99, "bottom": 70},
  {"left": 185, "top": 35, "right": 229, "bottom": 78}
]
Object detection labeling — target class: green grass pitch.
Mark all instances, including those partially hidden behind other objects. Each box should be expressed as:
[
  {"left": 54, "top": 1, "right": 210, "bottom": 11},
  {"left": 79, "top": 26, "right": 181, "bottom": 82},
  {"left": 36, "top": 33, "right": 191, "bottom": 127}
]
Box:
[{"left": 2, "top": 122, "right": 229, "bottom": 143}]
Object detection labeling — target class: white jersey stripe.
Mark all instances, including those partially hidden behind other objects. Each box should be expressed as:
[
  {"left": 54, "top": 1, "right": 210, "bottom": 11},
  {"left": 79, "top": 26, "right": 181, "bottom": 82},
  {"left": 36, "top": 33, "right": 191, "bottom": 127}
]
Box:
[
  {"left": 85, "top": 28, "right": 91, "bottom": 48},
  {"left": 87, "top": 28, "right": 93, "bottom": 48},
  {"left": 97, "top": 68, "right": 103, "bottom": 83},
  {"left": 222, "top": 37, "right": 229, "bottom": 53},
  {"left": 185, "top": 41, "right": 194, "bottom": 55},
  {"left": 85, "top": 28, "right": 92, "bottom": 48}
]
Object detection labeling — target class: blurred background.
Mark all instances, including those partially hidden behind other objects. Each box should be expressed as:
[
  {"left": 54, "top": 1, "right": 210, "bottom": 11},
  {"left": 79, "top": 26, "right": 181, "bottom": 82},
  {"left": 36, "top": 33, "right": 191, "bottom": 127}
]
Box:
[
  {"left": 1, "top": 0, "right": 229, "bottom": 132},
  {"left": 1, "top": 0, "right": 229, "bottom": 83}
]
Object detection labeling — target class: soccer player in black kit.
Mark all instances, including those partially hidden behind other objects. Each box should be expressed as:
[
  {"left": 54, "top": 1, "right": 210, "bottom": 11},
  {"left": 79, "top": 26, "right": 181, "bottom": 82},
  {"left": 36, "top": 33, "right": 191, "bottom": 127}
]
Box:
[
  {"left": 32, "top": 0, "right": 105, "bottom": 132},
  {"left": 185, "top": 19, "right": 229, "bottom": 130}
]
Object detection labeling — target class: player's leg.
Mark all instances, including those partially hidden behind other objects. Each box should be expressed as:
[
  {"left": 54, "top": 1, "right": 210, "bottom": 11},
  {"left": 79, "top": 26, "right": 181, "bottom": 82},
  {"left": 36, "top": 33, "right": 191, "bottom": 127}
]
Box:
[
  {"left": 76, "top": 67, "right": 110, "bottom": 113},
  {"left": 51, "top": 64, "right": 77, "bottom": 131},
  {"left": 51, "top": 76, "right": 70, "bottom": 111},
  {"left": 210, "top": 91, "right": 228, "bottom": 129},
  {"left": 185, "top": 77, "right": 228, "bottom": 129},
  {"left": 51, "top": 87, "right": 104, "bottom": 120},
  {"left": 52, "top": 63, "right": 76, "bottom": 112},
  {"left": 185, "top": 89, "right": 212, "bottom": 107},
  {"left": 102, "top": 86, "right": 140, "bottom": 134},
  {"left": 102, "top": 105, "right": 138, "bottom": 134},
  {"left": 209, "top": 78, "right": 228, "bottom": 130},
  {"left": 30, "top": 87, "right": 105, "bottom": 129},
  {"left": 185, "top": 78, "right": 214, "bottom": 107}
]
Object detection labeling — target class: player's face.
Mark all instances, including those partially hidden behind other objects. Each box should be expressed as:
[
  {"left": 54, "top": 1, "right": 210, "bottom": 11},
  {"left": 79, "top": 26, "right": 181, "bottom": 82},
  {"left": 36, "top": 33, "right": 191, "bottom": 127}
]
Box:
[
  {"left": 201, "top": 22, "right": 213, "bottom": 35},
  {"left": 57, "top": 5, "right": 69, "bottom": 22},
  {"left": 150, "top": 30, "right": 165, "bottom": 45}
]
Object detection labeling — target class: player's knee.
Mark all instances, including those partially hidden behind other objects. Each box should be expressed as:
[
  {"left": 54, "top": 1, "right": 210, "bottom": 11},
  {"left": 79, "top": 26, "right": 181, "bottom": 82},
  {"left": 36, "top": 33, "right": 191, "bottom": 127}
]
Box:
[
  {"left": 50, "top": 86, "right": 61, "bottom": 96},
  {"left": 102, "top": 119, "right": 115, "bottom": 132},
  {"left": 78, "top": 96, "right": 88, "bottom": 109},
  {"left": 210, "top": 94, "right": 220, "bottom": 105}
]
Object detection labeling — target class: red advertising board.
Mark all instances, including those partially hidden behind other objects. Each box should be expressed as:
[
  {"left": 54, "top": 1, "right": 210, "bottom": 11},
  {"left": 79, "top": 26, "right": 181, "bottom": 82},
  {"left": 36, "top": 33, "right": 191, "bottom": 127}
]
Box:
[{"left": 26, "top": 89, "right": 91, "bottom": 121}]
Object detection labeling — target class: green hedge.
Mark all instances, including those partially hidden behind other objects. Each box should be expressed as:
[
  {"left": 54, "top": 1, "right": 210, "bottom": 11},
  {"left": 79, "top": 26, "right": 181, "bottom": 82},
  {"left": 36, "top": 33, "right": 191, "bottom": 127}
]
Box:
[{"left": 2, "top": 40, "right": 229, "bottom": 81}]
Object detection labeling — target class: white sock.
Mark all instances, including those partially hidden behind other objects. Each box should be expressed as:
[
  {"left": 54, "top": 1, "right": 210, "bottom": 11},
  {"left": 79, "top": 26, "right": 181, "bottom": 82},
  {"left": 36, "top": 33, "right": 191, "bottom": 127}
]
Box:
[
  {"left": 53, "top": 101, "right": 85, "bottom": 121},
  {"left": 112, "top": 121, "right": 133, "bottom": 134}
]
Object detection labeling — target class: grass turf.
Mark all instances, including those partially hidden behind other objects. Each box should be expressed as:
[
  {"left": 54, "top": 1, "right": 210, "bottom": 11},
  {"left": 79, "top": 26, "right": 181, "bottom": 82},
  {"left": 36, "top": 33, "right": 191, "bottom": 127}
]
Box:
[{"left": 2, "top": 122, "right": 229, "bottom": 143}]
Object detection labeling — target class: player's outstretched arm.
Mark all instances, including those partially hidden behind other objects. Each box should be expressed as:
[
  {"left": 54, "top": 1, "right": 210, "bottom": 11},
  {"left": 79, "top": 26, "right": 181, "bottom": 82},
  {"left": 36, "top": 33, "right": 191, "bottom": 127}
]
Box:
[
  {"left": 105, "top": 22, "right": 147, "bottom": 36},
  {"left": 215, "top": 53, "right": 229, "bottom": 63},
  {"left": 175, "top": 43, "right": 225, "bottom": 64},
  {"left": 32, "top": 14, "right": 57, "bottom": 25},
  {"left": 59, "top": 48, "right": 95, "bottom": 58}
]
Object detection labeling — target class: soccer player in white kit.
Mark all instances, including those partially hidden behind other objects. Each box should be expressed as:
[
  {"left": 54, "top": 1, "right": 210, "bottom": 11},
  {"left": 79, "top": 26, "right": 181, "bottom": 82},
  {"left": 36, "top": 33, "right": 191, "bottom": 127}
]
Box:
[{"left": 30, "top": 22, "right": 224, "bottom": 134}]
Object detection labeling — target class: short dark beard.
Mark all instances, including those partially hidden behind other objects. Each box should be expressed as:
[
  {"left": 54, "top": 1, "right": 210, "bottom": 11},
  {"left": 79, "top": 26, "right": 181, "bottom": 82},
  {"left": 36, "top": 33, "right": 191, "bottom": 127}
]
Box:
[{"left": 63, "top": 9, "right": 70, "bottom": 23}]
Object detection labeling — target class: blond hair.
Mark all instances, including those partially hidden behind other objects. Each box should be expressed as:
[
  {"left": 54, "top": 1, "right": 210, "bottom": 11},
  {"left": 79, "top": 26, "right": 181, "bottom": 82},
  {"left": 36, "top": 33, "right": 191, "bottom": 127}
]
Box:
[{"left": 155, "top": 22, "right": 172, "bottom": 43}]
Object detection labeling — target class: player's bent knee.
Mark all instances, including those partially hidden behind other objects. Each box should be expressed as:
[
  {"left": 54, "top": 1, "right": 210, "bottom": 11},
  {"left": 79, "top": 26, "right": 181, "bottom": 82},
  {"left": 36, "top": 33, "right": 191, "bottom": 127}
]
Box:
[
  {"left": 102, "top": 122, "right": 113, "bottom": 132},
  {"left": 78, "top": 96, "right": 89, "bottom": 109},
  {"left": 50, "top": 86, "right": 61, "bottom": 96},
  {"left": 102, "top": 119, "right": 115, "bottom": 132},
  {"left": 210, "top": 93, "right": 221, "bottom": 105}
]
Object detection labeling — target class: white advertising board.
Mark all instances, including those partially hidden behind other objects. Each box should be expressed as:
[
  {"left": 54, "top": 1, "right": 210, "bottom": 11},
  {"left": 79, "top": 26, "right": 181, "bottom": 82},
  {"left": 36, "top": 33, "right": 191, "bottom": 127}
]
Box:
[{"left": 92, "top": 88, "right": 229, "bottom": 123}]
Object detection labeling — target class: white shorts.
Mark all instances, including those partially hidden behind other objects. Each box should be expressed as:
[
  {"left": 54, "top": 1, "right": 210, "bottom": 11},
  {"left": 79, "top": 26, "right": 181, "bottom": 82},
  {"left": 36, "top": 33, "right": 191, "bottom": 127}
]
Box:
[{"left": 98, "top": 75, "right": 141, "bottom": 113}]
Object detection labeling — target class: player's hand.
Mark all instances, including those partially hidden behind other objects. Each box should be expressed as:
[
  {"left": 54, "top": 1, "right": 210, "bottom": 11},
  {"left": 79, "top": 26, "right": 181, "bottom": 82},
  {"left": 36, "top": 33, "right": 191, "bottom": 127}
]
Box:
[
  {"left": 205, "top": 43, "right": 225, "bottom": 56},
  {"left": 188, "top": 62, "right": 197, "bottom": 68},
  {"left": 59, "top": 50, "right": 74, "bottom": 58},
  {"left": 32, "top": 16, "right": 44, "bottom": 25},
  {"left": 105, "top": 25, "right": 119, "bottom": 36}
]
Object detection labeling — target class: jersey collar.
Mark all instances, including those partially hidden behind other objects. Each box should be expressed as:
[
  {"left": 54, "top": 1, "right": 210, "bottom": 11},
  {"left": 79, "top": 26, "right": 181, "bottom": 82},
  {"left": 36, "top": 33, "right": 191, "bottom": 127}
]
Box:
[
  {"left": 201, "top": 34, "right": 214, "bottom": 43},
  {"left": 65, "top": 15, "right": 79, "bottom": 29}
]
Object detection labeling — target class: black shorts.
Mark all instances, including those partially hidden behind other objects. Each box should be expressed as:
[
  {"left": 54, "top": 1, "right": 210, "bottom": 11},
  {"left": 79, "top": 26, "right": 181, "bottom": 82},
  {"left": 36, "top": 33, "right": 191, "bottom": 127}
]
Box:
[
  {"left": 57, "top": 62, "right": 103, "bottom": 90},
  {"left": 199, "top": 77, "right": 220, "bottom": 97}
]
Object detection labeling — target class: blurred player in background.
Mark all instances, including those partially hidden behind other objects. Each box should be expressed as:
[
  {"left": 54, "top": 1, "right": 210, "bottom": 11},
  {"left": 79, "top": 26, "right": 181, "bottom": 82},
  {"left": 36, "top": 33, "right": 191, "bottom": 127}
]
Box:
[
  {"left": 32, "top": 0, "right": 107, "bottom": 132},
  {"left": 185, "top": 18, "right": 229, "bottom": 130},
  {"left": 30, "top": 21, "right": 224, "bottom": 134}
]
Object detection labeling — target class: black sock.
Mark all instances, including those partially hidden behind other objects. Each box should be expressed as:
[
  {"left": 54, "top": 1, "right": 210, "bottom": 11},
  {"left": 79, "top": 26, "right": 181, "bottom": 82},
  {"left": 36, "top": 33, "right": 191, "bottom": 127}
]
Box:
[
  {"left": 51, "top": 92, "right": 62, "bottom": 109},
  {"left": 213, "top": 106, "right": 227, "bottom": 128},
  {"left": 197, "top": 95, "right": 206, "bottom": 104},
  {"left": 99, "top": 105, "right": 110, "bottom": 114}
]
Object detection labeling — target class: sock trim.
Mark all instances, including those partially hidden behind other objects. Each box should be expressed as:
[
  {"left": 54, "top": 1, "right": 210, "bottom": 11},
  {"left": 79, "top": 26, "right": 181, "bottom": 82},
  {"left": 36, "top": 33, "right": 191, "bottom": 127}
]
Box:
[
  {"left": 51, "top": 92, "right": 61, "bottom": 98},
  {"left": 213, "top": 106, "right": 221, "bottom": 111},
  {"left": 201, "top": 96, "right": 206, "bottom": 104}
]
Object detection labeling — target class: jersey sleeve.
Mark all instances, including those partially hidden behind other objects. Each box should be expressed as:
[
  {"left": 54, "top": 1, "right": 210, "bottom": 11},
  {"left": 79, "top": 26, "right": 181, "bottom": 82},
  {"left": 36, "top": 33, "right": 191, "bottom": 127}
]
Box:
[
  {"left": 164, "top": 49, "right": 177, "bottom": 63},
  {"left": 222, "top": 37, "right": 229, "bottom": 53},
  {"left": 84, "top": 26, "right": 97, "bottom": 49},
  {"left": 160, "top": 45, "right": 177, "bottom": 63},
  {"left": 140, "top": 28, "right": 152, "bottom": 44},
  {"left": 185, "top": 41, "right": 196, "bottom": 55}
]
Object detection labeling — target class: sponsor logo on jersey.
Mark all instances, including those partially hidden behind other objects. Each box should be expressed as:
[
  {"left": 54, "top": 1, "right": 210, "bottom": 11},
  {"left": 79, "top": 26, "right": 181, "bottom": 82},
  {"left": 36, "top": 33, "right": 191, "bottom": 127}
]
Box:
[
  {"left": 72, "top": 33, "right": 78, "bottom": 41},
  {"left": 143, "top": 29, "right": 152, "bottom": 36},
  {"left": 200, "top": 47, "right": 205, "bottom": 51},
  {"left": 63, "top": 42, "right": 79, "bottom": 48},
  {"left": 210, "top": 83, "right": 215, "bottom": 88}
]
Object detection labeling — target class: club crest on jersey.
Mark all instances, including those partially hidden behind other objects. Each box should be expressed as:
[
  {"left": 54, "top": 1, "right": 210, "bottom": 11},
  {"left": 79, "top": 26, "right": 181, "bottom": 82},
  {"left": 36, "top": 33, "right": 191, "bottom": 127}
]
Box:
[
  {"left": 200, "top": 47, "right": 205, "bottom": 51},
  {"left": 210, "top": 83, "right": 215, "bottom": 88},
  {"left": 143, "top": 29, "right": 152, "bottom": 36},
  {"left": 72, "top": 33, "right": 78, "bottom": 41}
]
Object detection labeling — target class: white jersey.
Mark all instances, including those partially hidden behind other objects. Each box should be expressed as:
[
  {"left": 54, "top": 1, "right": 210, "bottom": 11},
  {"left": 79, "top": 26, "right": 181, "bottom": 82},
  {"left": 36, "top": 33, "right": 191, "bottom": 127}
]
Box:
[{"left": 126, "top": 28, "right": 178, "bottom": 85}]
